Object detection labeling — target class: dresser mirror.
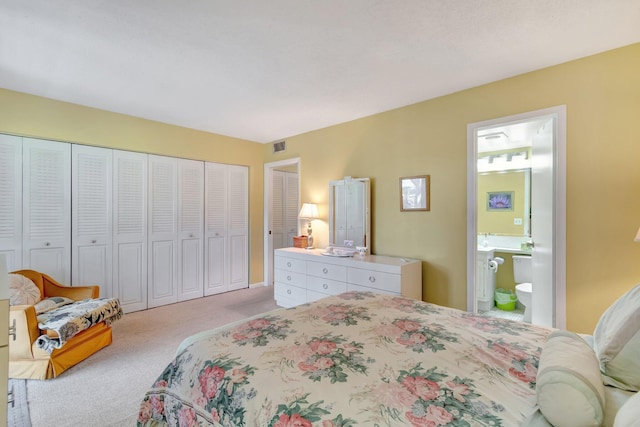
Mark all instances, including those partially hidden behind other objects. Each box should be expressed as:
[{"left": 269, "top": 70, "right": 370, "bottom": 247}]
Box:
[{"left": 328, "top": 177, "right": 370, "bottom": 253}]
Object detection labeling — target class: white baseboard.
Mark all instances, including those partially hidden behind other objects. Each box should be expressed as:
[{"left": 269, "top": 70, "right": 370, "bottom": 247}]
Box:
[{"left": 249, "top": 281, "right": 269, "bottom": 288}]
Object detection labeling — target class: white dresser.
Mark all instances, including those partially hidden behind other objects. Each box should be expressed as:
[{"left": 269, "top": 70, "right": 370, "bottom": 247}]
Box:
[{"left": 274, "top": 247, "right": 422, "bottom": 307}]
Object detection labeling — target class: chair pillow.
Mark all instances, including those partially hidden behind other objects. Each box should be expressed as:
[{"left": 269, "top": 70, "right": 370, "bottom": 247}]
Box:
[
  {"left": 34, "top": 296, "right": 75, "bottom": 314},
  {"left": 613, "top": 391, "right": 640, "bottom": 427},
  {"left": 8, "top": 274, "right": 41, "bottom": 306},
  {"left": 593, "top": 283, "right": 640, "bottom": 391},
  {"left": 536, "top": 330, "right": 605, "bottom": 427}
]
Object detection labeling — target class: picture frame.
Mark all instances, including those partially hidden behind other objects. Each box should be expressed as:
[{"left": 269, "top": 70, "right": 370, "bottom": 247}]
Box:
[
  {"left": 400, "top": 175, "right": 430, "bottom": 211},
  {"left": 487, "top": 191, "right": 514, "bottom": 211}
]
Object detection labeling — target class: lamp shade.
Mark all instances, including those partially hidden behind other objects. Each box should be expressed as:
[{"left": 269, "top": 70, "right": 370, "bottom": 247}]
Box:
[
  {"left": 299, "top": 203, "right": 319, "bottom": 220},
  {"left": 635, "top": 227, "right": 640, "bottom": 242}
]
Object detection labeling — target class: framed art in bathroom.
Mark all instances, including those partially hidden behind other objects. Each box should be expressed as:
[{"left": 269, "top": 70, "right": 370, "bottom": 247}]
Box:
[
  {"left": 487, "top": 191, "right": 514, "bottom": 211},
  {"left": 400, "top": 175, "right": 430, "bottom": 211}
]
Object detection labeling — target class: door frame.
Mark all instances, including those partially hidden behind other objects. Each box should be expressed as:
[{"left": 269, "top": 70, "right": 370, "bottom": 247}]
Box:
[
  {"left": 263, "top": 157, "right": 300, "bottom": 288},
  {"left": 466, "top": 106, "right": 566, "bottom": 328}
]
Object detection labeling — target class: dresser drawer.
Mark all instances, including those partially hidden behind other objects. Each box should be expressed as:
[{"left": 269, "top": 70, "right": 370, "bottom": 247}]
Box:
[
  {"left": 307, "top": 276, "right": 347, "bottom": 296},
  {"left": 348, "top": 267, "right": 401, "bottom": 293},
  {"left": 274, "top": 282, "right": 306, "bottom": 307},
  {"left": 274, "top": 268, "right": 307, "bottom": 288},
  {"left": 347, "top": 283, "right": 398, "bottom": 295},
  {"left": 307, "top": 261, "right": 347, "bottom": 282},
  {"left": 274, "top": 256, "right": 306, "bottom": 274}
]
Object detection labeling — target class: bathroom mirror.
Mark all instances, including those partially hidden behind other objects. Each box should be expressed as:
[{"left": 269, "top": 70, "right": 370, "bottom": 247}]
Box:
[
  {"left": 329, "top": 177, "right": 370, "bottom": 252},
  {"left": 477, "top": 168, "right": 531, "bottom": 237}
]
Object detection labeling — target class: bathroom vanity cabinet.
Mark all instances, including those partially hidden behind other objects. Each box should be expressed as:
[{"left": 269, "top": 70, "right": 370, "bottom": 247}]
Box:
[{"left": 274, "top": 247, "right": 422, "bottom": 307}]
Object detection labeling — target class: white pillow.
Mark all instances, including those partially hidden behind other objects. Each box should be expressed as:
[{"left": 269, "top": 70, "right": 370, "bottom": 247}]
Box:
[
  {"left": 8, "top": 273, "right": 41, "bottom": 306},
  {"left": 593, "top": 283, "right": 640, "bottom": 391},
  {"left": 613, "top": 391, "right": 640, "bottom": 427},
  {"left": 537, "top": 330, "right": 605, "bottom": 427}
]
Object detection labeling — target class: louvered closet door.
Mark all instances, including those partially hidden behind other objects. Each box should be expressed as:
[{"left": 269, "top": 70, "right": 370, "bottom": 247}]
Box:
[
  {"left": 0, "top": 135, "right": 23, "bottom": 271},
  {"left": 284, "top": 172, "right": 299, "bottom": 246},
  {"left": 227, "top": 165, "right": 248, "bottom": 291},
  {"left": 204, "top": 162, "right": 227, "bottom": 295},
  {"left": 271, "top": 171, "right": 285, "bottom": 250},
  {"left": 177, "top": 159, "right": 204, "bottom": 302},
  {"left": 22, "top": 138, "right": 71, "bottom": 283},
  {"left": 72, "top": 145, "right": 113, "bottom": 296},
  {"left": 113, "top": 150, "right": 148, "bottom": 313},
  {"left": 148, "top": 155, "right": 178, "bottom": 308}
]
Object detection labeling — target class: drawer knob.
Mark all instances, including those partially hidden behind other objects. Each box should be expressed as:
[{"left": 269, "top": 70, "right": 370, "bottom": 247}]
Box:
[
  {"left": 369, "top": 276, "right": 376, "bottom": 283},
  {"left": 322, "top": 268, "right": 328, "bottom": 274},
  {"left": 287, "top": 262, "right": 292, "bottom": 267},
  {"left": 287, "top": 289, "right": 292, "bottom": 294},
  {"left": 45, "top": 242, "right": 51, "bottom": 246},
  {"left": 91, "top": 239, "right": 97, "bottom": 244},
  {"left": 287, "top": 275, "right": 292, "bottom": 281},
  {"left": 323, "top": 283, "right": 329, "bottom": 290}
]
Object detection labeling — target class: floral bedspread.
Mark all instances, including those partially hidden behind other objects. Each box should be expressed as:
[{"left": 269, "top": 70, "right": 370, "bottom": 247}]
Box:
[
  {"left": 36, "top": 297, "right": 123, "bottom": 353},
  {"left": 138, "top": 292, "right": 552, "bottom": 426}
]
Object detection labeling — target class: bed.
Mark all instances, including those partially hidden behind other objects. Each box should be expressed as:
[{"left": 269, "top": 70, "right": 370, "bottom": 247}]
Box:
[{"left": 138, "top": 289, "right": 640, "bottom": 426}]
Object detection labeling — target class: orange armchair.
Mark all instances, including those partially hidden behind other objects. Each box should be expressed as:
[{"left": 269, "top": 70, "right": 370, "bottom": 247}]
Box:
[{"left": 9, "top": 270, "right": 114, "bottom": 380}]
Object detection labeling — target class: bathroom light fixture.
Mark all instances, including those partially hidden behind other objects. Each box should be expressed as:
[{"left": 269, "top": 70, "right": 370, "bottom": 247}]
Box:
[
  {"left": 299, "top": 203, "right": 319, "bottom": 249},
  {"left": 480, "top": 131, "right": 509, "bottom": 140}
]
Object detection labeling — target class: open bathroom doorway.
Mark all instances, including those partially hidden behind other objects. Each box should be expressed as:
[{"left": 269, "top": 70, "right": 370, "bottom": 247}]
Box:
[{"left": 466, "top": 106, "right": 566, "bottom": 329}]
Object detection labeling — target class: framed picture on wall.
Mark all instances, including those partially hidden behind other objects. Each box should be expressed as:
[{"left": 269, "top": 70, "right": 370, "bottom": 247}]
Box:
[
  {"left": 400, "top": 175, "right": 430, "bottom": 211},
  {"left": 487, "top": 191, "right": 514, "bottom": 211}
]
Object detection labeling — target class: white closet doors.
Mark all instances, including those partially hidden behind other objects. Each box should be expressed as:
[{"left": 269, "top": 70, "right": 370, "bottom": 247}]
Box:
[
  {"left": 147, "top": 155, "right": 179, "bottom": 308},
  {"left": 271, "top": 171, "right": 286, "bottom": 250},
  {"left": 227, "top": 165, "right": 249, "bottom": 291},
  {"left": 113, "top": 150, "right": 148, "bottom": 313},
  {"left": 204, "top": 163, "right": 248, "bottom": 295},
  {"left": 71, "top": 145, "right": 113, "bottom": 297},
  {"left": 0, "top": 134, "right": 22, "bottom": 271},
  {"left": 22, "top": 138, "right": 71, "bottom": 283},
  {"left": 284, "top": 172, "right": 299, "bottom": 246},
  {"left": 271, "top": 170, "right": 299, "bottom": 250},
  {"left": 147, "top": 155, "right": 207, "bottom": 307},
  {"left": 1, "top": 132, "right": 248, "bottom": 312},
  {"left": 177, "top": 159, "right": 204, "bottom": 302}
]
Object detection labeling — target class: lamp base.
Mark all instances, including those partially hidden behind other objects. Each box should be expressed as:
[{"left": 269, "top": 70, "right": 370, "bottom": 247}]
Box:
[{"left": 305, "top": 233, "right": 314, "bottom": 249}]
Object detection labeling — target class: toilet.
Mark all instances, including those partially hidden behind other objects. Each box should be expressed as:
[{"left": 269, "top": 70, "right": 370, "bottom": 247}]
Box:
[{"left": 513, "top": 255, "right": 532, "bottom": 323}]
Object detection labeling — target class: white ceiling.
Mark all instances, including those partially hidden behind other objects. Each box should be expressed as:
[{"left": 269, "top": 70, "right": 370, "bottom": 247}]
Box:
[{"left": 1, "top": 1, "right": 639, "bottom": 143}]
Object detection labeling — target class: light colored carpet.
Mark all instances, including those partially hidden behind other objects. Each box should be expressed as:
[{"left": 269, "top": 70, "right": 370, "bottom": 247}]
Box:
[
  {"left": 8, "top": 379, "right": 31, "bottom": 427},
  {"left": 25, "top": 285, "right": 278, "bottom": 427}
]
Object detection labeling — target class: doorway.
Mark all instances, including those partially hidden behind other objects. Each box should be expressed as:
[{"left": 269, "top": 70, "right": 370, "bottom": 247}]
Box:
[
  {"left": 466, "top": 106, "right": 566, "bottom": 328},
  {"left": 263, "top": 157, "right": 300, "bottom": 287}
]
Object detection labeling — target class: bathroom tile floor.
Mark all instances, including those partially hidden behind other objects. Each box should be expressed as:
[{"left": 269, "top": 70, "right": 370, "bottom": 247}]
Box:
[{"left": 480, "top": 305, "right": 525, "bottom": 322}]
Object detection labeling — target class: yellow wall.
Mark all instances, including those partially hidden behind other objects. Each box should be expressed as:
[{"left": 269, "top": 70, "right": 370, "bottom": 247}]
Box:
[
  {"left": 478, "top": 171, "right": 527, "bottom": 236},
  {"left": 2, "top": 43, "right": 639, "bottom": 333},
  {"left": 265, "top": 43, "right": 640, "bottom": 333},
  {"left": 0, "top": 89, "right": 266, "bottom": 286}
]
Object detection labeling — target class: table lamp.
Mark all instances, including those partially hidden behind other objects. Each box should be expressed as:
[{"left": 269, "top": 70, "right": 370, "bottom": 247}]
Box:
[{"left": 299, "top": 203, "right": 319, "bottom": 249}]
